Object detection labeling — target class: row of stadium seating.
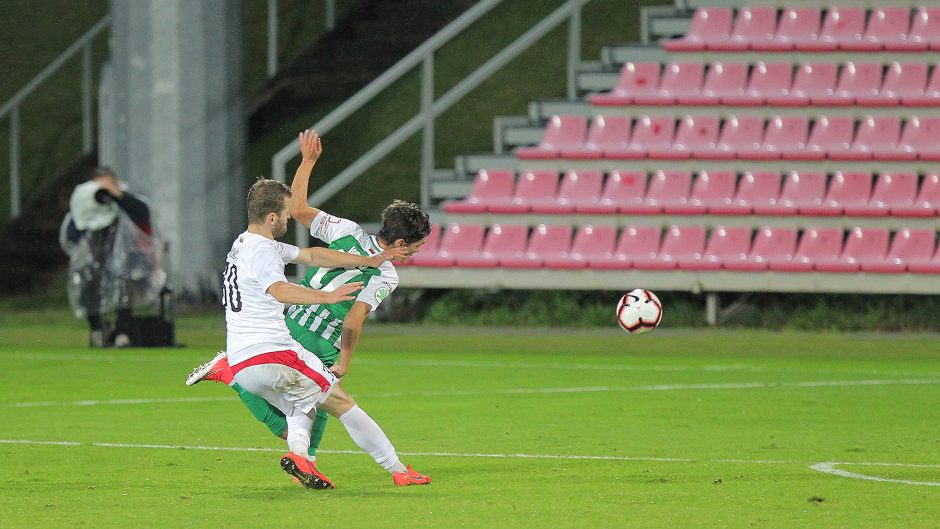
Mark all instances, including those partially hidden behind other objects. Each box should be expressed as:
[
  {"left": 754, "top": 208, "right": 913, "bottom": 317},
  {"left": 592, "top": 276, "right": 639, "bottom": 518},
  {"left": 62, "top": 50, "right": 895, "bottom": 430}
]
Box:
[
  {"left": 515, "top": 114, "right": 940, "bottom": 161},
  {"left": 664, "top": 6, "right": 940, "bottom": 52},
  {"left": 590, "top": 61, "right": 940, "bottom": 107},
  {"left": 401, "top": 223, "right": 940, "bottom": 273},
  {"left": 444, "top": 169, "right": 940, "bottom": 216}
]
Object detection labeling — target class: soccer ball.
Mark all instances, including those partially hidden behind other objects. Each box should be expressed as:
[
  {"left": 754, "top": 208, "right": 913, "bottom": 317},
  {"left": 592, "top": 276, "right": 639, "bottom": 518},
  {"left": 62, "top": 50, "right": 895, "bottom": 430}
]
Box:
[{"left": 616, "top": 289, "right": 663, "bottom": 334}]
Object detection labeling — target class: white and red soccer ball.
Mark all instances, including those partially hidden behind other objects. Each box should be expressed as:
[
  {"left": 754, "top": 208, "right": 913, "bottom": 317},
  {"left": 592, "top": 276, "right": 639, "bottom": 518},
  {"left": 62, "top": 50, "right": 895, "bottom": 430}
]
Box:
[{"left": 616, "top": 289, "right": 663, "bottom": 334}]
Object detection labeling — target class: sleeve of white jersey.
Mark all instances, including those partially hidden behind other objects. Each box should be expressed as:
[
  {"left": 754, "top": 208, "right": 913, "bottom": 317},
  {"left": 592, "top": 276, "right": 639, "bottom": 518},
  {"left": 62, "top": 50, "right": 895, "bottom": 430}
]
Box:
[
  {"left": 250, "top": 245, "right": 291, "bottom": 296},
  {"left": 274, "top": 241, "right": 301, "bottom": 264},
  {"left": 309, "top": 211, "right": 362, "bottom": 244},
  {"left": 356, "top": 278, "right": 399, "bottom": 312}
]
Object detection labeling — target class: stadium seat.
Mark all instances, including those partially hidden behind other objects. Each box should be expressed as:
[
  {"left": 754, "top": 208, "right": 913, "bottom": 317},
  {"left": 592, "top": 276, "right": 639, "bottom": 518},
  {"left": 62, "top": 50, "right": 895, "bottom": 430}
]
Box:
[
  {"left": 419, "top": 223, "right": 485, "bottom": 267},
  {"left": 545, "top": 225, "right": 616, "bottom": 269},
  {"left": 757, "top": 116, "right": 809, "bottom": 160},
  {"left": 844, "top": 172, "right": 917, "bottom": 217},
  {"left": 638, "top": 170, "right": 692, "bottom": 214},
  {"left": 561, "top": 115, "right": 632, "bottom": 160},
  {"left": 664, "top": 7, "right": 734, "bottom": 51},
  {"left": 908, "top": 7, "right": 940, "bottom": 51},
  {"left": 489, "top": 170, "right": 558, "bottom": 213},
  {"left": 771, "top": 227, "right": 844, "bottom": 272},
  {"left": 908, "top": 243, "right": 940, "bottom": 274},
  {"left": 903, "top": 62, "right": 940, "bottom": 107},
  {"left": 889, "top": 116, "right": 940, "bottom": 161},
  {"left": 696, "top": 115, "right": 764, "bottom": 160},
  {"left": 769, "top": 63, "right": 837, "bottom": 106},
  {"left": 726, "top": 226, "right": 797, "bottom": 271},
  {"left": 649, "top": 115, "right": 718, "bottom": 159},
  {"left": 723, "top": 62, "right": 793, "bottom": 106},
  {"left": 456, "top": 224, "right": 527, "bottom": 268},
  {"left": 753, "top": 171, "right": 825, "bottom": 216},
  {"left": 577, "top": 170, "right": 647, "bottom": 215},
  {"left": 402, "top": 225, "right": 442, "bottom": 267},
  {"left": 682, "top": 226, "right": 751, "bottom": 270},
  {"left": 501, "top": 224, "right": 572, "bottom": 269},
  {"left": 863, "top": 228, "right": 936, "bottom": 273},
  {"left": 801, "top": 171, "right": 872, "bottom": 217},
  {"left": 795, "top": 115, "right": 854, "bottom": 161},
  {"left": 814, "top": 62, "right": 883, "bottom": 106},
  {"left": 443, "top": 169, "right": 515, "bottom": 214},
  {"left": 666, "top": 170, "right": 736, "bottom": 215},
  {"left": 892, "top": 173, "right": 940, "bottom": 217},
  {"left": 805, "top": 7, "right": 866, "bottom": 51},
  {"left": 830, "top": 116, "right": 901, "bottom": 161},
  {"left": 816, "top": 227, "right": 889, "bottom": 272},
  {"left": 679, "top": 62, "right": 748, "bottom": 106},
  {"left": 615, "top": 116, "right": 675, "bottom": 159},
  {"left": 633, "top": 63, "right": 705, "bottom": 105},
  {"left": 533, "top": 170, "right": 603, "bottom": 214},
  {"left": 641, "top": 225, "right": 707, "bottom": 270},
  {"left": 756, "top": 8, "right": 822, "bottom": 51},
  {"left": 858, "top": 62, "right": 926, "bottom": 106},
  {"left": 710, "top": 171, "right": 779, "bottom": 215},
  {"left": 858, "top": 7, "right": 917, "bottom": 51},
  {"left": 711, "top": 7, "right": 777, "bottom": 51},
  {"left": 516, "top": 116, "right": 587, "bottom": 160},
  {"left": 593, "top": 225, "right": 661, "bottom": 270},
  {"left": 589, "top": 62, "right": 661, "bottom": 106}
]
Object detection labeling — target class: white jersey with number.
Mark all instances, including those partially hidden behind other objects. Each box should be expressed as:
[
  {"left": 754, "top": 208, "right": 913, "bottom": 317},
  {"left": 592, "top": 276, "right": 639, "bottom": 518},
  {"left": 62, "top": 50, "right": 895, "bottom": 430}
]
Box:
[{"left": 223, "top": 231, "right": 302, "bottom": 365}]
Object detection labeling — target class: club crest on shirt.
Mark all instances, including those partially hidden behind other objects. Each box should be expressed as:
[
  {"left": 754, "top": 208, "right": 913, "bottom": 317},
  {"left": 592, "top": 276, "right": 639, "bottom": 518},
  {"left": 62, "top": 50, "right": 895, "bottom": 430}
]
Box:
[{"left": 375, "top": 286, "right": 391, "bottom": 302}]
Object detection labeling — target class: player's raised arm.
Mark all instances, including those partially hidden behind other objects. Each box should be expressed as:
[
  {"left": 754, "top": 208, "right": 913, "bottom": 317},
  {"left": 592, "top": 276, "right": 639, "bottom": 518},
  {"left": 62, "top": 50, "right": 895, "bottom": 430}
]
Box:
[
  {"left": 293, "top": 245, "right": 408, "bottom": 268},
  {"left": 266, "top": 281, "right": 363, "bottom": 305},
  {"left": 289, "top": 130, "right": 323, "bottom": 228}
]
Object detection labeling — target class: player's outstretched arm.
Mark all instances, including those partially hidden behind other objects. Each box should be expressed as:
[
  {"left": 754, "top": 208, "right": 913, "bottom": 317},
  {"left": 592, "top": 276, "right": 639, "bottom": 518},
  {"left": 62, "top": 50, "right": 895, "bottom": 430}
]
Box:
[
  {"left": 289, "top": 130, "right": 323, "bottom": 229},
  {"left": 267, "top": 281, "right": 363, "bottom": 305},
  {"left": 329, "top": 302, "right": 370, "bottom": 378},
  {"left": 294, "top": 246, "right": 408, "bottom": 268}
]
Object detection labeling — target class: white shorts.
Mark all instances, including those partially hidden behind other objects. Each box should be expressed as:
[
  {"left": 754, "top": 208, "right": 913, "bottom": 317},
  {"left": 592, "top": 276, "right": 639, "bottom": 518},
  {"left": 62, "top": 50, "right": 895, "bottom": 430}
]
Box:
[{"left": 231, "top": 346, "right": 338, "bottom": 417}]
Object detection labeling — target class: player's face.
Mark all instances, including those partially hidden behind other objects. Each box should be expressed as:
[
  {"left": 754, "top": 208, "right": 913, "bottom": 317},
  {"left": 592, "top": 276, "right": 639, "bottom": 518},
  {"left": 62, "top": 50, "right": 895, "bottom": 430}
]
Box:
[
  {"left": 402, "top": 236, "right": 428, "bottom": 258},
  {"left": 272, "top": 201, "right": 290, "bottom": 238}
]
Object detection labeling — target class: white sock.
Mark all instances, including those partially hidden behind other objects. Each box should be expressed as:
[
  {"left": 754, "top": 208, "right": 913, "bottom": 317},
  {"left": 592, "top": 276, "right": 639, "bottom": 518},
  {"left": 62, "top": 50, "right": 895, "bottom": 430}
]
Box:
[
  {"left": 338, "top": 405, "right": 407, "bottom": 473},
  {"left": 286, "top": 413, "right": 314, "bottom": 460}
]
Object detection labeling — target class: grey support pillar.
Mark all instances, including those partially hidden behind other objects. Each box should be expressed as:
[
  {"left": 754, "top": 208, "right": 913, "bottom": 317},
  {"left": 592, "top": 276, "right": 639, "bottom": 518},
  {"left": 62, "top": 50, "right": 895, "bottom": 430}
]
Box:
[{"left": 102, "top": 0, "right": 245, "bottom": 297}]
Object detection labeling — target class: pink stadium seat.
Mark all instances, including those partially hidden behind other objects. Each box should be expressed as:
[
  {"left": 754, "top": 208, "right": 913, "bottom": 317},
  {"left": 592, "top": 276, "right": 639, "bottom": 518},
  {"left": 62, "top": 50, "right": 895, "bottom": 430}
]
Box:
[
  {"left": 830, "top": 116, "right": 901, "bottom": 161},
  {"left": 908, "top": 244, "right": 940, "bottom": 274},
  {"left": 908, "top": 8, "right": 940, "bottom": 50},
  {"left": 768, "top": 63, "right": 837, "bottom": 106},
  {"left": 756, "top": 8, "right": 823, "bottom": 51},
  {"left": 590, "top": 62, "right": 661, "bottom": 106},
  {"left": 615, "top": 116, "right": 675, "bottom": 159},
  {"left": 892, "top": 173, "right": 940, "bottom": 217},
  {"left": 904, "top": 62, "right": 940, "bottom": 107},
  {"left": 771, "top": 227, "right": 844, "bottom": 272},
  {"left": 845, "top": 172, "right": 917, "bottom": 217},
  {"left": 884, "top": 116, "right": 940, "bottom": 161},
  {"left": 794, "top": 115, "right": 853, "bottom": 160},
  {"left": 757, "top": 116, "right": 809, "bottom": 160},
  {"left": 562, "top": 116, "right": 629, "bottom": 160},
  {"left": 723, "top": 62, "right": 793, "bottom": 106},
  {"left": 638, "top": 170, "right": 692, "bottom": 214},
  {"left": 711, "top": 7, "right": 777, "bottom": 51},
  {"left": 817, "top": 227, "right": 889, "bottom": 272},
  {"left": 642, "top": 225, "right": 707, "bottom": 270},
  {"left": 863, "top": 228, "right": 936, "bottom": 273},
  {"left": 710, "top": 171, "right": 779, "bottom": 215},
  {"left": 858, "top": 7, "right": 918, "bottom": 52},
  {"left": 456, "top": 224, "right": 527, "bottom": 268},
  {"left": 489, "top": 170, "right": 558, "bottom": 213},
  {"left": 801, "top": 171, "right": 872, "bottom": 217},
  {"left": 516, "top": 116, "right": 587, "bottom": 160},
  {"left": 753, "top": 171, "right": 825, "bottom": 216},
  {"left": 418, "top": 223, "right": 485, "bottom": 267},
  {"left": 533, "top": 170, "right": 603, "bottom": 214},
  {"left": 666, "top": 170, "right": 736, "bottom": 215},
  {"left": 501, "top": 224, "right": 572, "bottom": 269},
  {"left": 577, "top": 170, "right": 647, "bottom": 215},
  {"left": 402, "top": 224, "right": 442, "bottom": 267},
  {"left": 443, "top": 169, "right": 515, "bottom": 214},
  {"left": 814, "top": 62, "right": 884, "bottom": 106},
  {"left": 679, "top": 62, "right": 747, "bottom": 106},
  {"left": 545, "top": 225, "right": 616, "bottom": 269},
  {"left": 696, "top": 116, "right": 764, "bottom": 160},
  {"left": 664, "top": 7, "right": 734, "bottom": 51},
  {"left": 682, "top": 226, "right": 752, "bottom": 270},
  {"left": 649, "top": 115, "right": 718, "bottom": 159},
  {"left": 727, "top": 227, "right": 797, "bottom": 271},
  {"left": 813, "top": 7, "right": 868, "bottom": 51},
  {"left": 593, "top": 225, "right": 661, "bottom": 270},
  {"left": 633, "top": 63, "right": 705, "bottom": 105},
  {"left": 858, "top": 62, "right": 926, "bottom": 106}
]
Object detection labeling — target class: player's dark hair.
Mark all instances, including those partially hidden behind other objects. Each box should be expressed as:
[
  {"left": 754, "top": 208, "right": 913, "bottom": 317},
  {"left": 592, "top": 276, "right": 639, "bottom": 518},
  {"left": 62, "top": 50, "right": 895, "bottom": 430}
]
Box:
[
  {"left": 247, "top": 178, "right": 292, "bottom": 224},
  {"left": 377, "top": 200, "right": 431, "bottom": 245}
]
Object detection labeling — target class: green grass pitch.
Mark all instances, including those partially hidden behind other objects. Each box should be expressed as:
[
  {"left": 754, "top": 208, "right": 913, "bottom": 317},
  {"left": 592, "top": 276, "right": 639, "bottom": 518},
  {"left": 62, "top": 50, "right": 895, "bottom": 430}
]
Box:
[{"left": 1, "top": 309, "right": 938, "bottom": 528}]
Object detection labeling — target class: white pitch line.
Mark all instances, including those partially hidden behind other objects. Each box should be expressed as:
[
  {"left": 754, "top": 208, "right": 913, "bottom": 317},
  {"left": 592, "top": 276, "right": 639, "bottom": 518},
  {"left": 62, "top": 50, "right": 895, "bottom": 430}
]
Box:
[
  {"left": 8, "top": 397, "right": 231, "bottom": 408},
  {"left": 809, "top": 462, "right": 940, "bottom": 487}
]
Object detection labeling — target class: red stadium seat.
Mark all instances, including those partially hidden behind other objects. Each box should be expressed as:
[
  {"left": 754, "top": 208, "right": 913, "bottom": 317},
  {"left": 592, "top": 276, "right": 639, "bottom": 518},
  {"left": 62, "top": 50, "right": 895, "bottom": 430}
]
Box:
[
  {"left": 756, "top": 8, "right": 822, "bottom": 51},
  {"left": 892, "top": 173, "right": 940, "bottom": 217},
  {"left": 643, "top": 225, "right": 707, "bottom": 270},
  {"left": 908, "top": 8, "right": 940, "bottom": 51},
  {"left": 845, "top": 172, "right": 917, "bottom": 217},
  {"left": 419, "top": 223, "right": 485, "bottom": 267},
  {"left": 727, "top": 226, "right": 797, "bottom": 271},
  {"left": 664, "top": 7, "right": 734, "bottom": 52},
  {"left": 666, "top": 170, "right": 736, "bottom": 215},
  {"left": 696, "top": 115, "right": 764, "bottom": 160},
  {"left": 633, "top": 63, "right": 705, "bottom": 105},
  {"left": 769, "top": 63, "right": 837, "bottom": 106},
  {"left": 489, "top": 170, "right": 558, "bottom": 214},
  {"left": 830, "top": 116, "right": 901, "bottom": 161},
  {"left": 638, "top": 170, "right": 692, "bottom": 214},
  {"left": 802, "top": 7, "right": 865, "bottom": 51},
  {"left": 516, "top": 116, "right": 587, "bottom": 160},
  {"left": 456, "top": 224, "right": 527, "bottom": 268},
  {"left": 443, "top": 169, "right": 515, "bottom": 214},
  {"left": 753, "top": 171, "right": 825, "bottom": 216},
  {"left": 679, "top": 62, "right": 748, "bottom": 106},
  {"left": 710, "top": 171, "right": 779, "bottom": 215},
  {"left": 589, "top": 62, "right": 661, "bottom": 106},
  {"left": 546, "top": 225, "right": 616, "bottom": 269},
  {"left": 858, "top": 62, "right": 926, "bottom": 106},
  {"left": 575, "top": 170, "right": 646, "bottom": 215},
  {"left": 771, "top": 227, "right": 844, "bottom": 272},
  {"left": 888, "top": 116, "right": 940, "bottom": 161},
  {"left": 814, "top": 62, "right": 883, "bottom": 107},
  {"left": 649, "top": 115, "right": 718, "bottom": 160},
  {"left": 816, "top": 227, "right": 889, "bottom": 272},
  {"left": 501, "top": 224, "right": 572, "bottom": 269},
  {"left": 796, "top": 115, "right": 854, "bottom": 160},
  {"left": 561, "top": 115, "right": 632, "bottom": 160},
  {"left": 757, "top": 116, "right": 809, "bottom": 160},
  {"left": 903, "top": 62, "right": 940, "bottom": 107},
  {"left": 723, "top": 62, "right": 793, "bottom": 106},
  {"left": 682, "top": 226, "right": 751, "bottom": 270},
  {"left": 401, "top": 225, "right": 442, "bottom": 267},
  {"left": 533, "top": 170, "right": 603, "bottom": 214},
  {"left": 711, "top": 7, "right": 777, "bottom": 51},
  {"left": 860, "top": 7, "right": 918, "bottom": 51},
  {"left": 908, "top": 244, "right": 940, "bottom": 274},
  {"left": 614, "top": 116, "right": 675, "bottom": 159},
  {"left": 863, "top": 228, "right": 936, "bottom": 273},
  {"left": 593, "top": 225, "right": 661, "bottom": 270},
  {"left": 801, "top": 171, "right": 872, "bottom": 217}
]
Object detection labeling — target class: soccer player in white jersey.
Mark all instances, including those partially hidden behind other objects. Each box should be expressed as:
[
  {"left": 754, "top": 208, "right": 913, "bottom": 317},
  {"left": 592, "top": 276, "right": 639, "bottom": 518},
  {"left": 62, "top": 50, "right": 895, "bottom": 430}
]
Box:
[{"left": 219, "top": 177, "right": 430, "bottom": 488}]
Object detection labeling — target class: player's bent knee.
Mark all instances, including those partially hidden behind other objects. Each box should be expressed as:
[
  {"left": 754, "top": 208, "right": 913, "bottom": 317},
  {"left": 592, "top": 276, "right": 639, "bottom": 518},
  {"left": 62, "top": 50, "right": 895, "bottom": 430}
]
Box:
[{"left": 320, "top": 386, "right": 356, "bottom": 417}]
